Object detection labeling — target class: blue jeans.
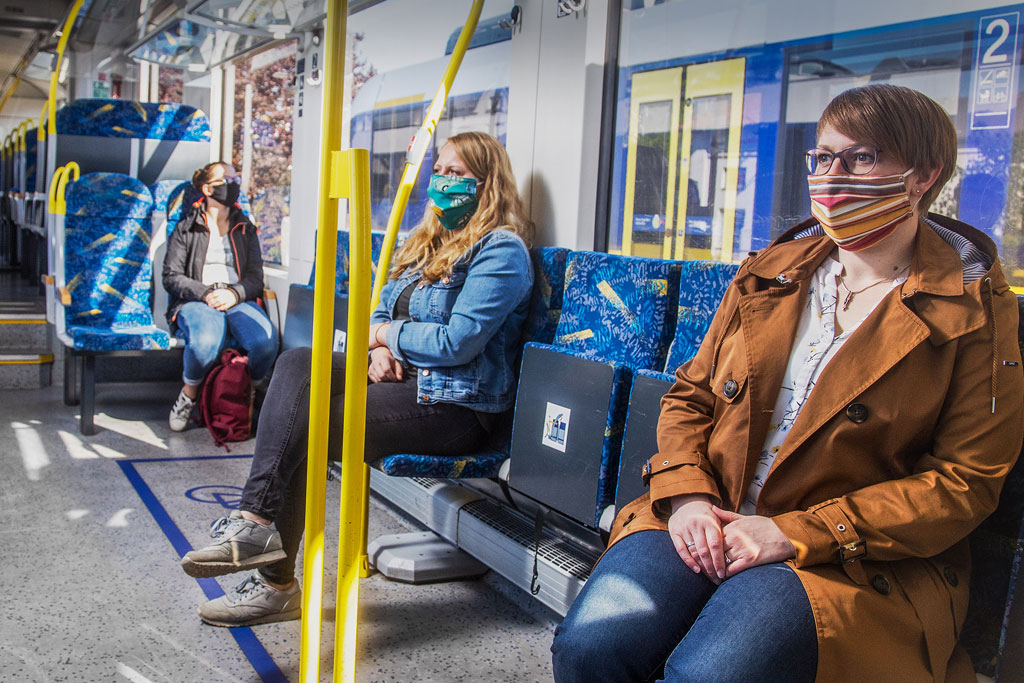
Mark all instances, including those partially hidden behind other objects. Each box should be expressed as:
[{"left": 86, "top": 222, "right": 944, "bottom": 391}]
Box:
[
  {"left": 175, "top": 301, "right": 278, "bottom": 385},
  {"left": 551, "top": 530, "right": 817, "bottom": 683}
]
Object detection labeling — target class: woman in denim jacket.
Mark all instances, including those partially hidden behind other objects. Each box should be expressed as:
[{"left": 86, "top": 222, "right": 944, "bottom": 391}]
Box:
[{"left": 179, "top": 132, "right": 535, "bottom": 627}]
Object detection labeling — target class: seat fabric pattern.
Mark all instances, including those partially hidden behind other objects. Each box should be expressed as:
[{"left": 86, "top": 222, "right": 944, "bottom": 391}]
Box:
[
  {"left": 149, "top": 179, "right": 189, "bottom": 215},
  {"left": 553, "top": 251, "right": 680, "bottom": 369},
  {"left": 523, "top": 246, "right": 570, "bottom": 345},
  {"left": 307, "top": 231, "right": 401, "bottom": 296},
  {"left": 663, "top": 260, "right": 739, "bottom": 371},
  {"left": 377, "top": 450, "right": 508, "bottom": 479},
  {"left": 64, "top": 173, "right": 169, "bottom": 351},
  {"left": 960, "top": 294, "right": 1024, "bottom": 676},
  {"left": 56, "top": 99, "right": 211, "bottom": 141}
]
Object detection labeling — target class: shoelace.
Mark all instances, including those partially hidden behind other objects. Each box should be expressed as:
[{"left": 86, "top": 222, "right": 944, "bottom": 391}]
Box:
[
  {"left": 233, "top": 573, "right": 266, "bottom": 597},
  {"left": 171, "top": 393, "right": 193, "bottom": 416},
  {"left": 209, "top": 515, "right": 236, "bottom": 539}
]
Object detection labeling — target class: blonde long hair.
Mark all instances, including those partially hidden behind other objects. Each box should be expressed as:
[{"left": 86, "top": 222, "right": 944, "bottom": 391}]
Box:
[{"left": 390, "top": 131, "right": 534, "bottom": 282}]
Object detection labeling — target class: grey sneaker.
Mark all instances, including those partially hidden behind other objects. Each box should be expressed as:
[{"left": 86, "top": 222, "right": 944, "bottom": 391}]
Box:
[
  {"left": 181, "top": 510, "right": 286, "bottom": 578},
  {"left": 169, "top": 388, "right": 196, "bottom": 432},
  {"left": 198, "top": 570, "right": 301, "bottom": 627}
]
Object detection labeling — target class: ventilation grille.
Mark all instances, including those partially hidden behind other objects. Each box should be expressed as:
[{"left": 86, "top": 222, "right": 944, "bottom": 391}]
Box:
[
  {"left": 462, "top": 500, "right": 595, "bottom": 580},
  {"left": 412, "top": 477, "right": 444, "bottom": 490}
]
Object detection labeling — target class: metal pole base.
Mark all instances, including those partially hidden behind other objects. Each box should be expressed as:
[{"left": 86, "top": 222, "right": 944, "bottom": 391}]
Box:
[{"left": 367, "top": 531, "right": 488, "bottom": 584}]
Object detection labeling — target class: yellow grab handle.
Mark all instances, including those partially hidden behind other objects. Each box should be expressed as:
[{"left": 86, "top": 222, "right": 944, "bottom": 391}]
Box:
[
  {"left": 370, "top": 0, "right": 485, "bottom": 311},
  {"left": 48, "top": 165, "right": 66, "bottom": 212},
  {"left": 54, "top": 162, "right": 79, "bottom": 215}
]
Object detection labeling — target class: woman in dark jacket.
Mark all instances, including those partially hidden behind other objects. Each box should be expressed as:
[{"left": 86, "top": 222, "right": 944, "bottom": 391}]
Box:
[{"left": 162, "top": 161, "right": 278, "bottom": 431}]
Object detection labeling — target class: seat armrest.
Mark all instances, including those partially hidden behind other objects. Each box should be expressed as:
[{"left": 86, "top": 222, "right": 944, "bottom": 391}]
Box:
[
  {"left": 58, "top": 286, "right": 70, "bottom": 305},
  {"left": 41, "top": 274, "right": 54, "bottom": 286}
]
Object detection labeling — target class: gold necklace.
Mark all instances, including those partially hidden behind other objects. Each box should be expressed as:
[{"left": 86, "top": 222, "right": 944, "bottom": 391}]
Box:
[{"left": 838, "top": 266, "right": 909, "bottom": 311}]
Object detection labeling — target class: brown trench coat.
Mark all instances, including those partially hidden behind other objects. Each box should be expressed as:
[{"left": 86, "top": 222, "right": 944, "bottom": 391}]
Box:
[{"left": 609, "top": 215, "right": 1024, "bottom": 682}]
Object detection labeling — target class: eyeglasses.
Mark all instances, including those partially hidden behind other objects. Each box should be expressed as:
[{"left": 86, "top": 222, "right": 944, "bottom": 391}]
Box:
[
  {"left": 804, "top": 145, "right": 881, "bottom": 176},
  {"left": 211, "top": 176, "right": 242, "bottom": 186}
]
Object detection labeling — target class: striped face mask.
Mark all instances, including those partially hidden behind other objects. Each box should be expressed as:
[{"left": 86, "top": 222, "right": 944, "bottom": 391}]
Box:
[{"left": 808, "top": 169, "right": 914, "bottom": 251}]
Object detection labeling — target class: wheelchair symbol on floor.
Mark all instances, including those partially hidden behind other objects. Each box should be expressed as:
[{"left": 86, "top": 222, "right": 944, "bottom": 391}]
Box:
[{"left": 185, "top": 485, "right": 244, "bottom": 510}]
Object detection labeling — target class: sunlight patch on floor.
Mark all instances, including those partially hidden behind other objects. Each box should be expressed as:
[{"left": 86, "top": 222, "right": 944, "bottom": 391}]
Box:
[{"left": 12, "top": 421, "right": 50, "bottom": 481}]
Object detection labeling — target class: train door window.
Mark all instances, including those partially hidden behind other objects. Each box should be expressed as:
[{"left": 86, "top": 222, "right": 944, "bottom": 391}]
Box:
[
  {"left": 231, "top": 40, "right": 297, "bottom": 266},
  {"left": 348, "top": 0, "right": 513, "bottom": 233},
  {"left": 675, "top": 59, "right": 745, "bottom": 261},
  {"left": 621, "top": 68, "right": 681, "bottom": 259}
]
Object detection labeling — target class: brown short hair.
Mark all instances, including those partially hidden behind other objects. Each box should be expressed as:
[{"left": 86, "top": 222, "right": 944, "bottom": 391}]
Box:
[
  {"left": 191, "top": 161, "right": 233, "bottom": 190},
  {"left": 818, "top": 84, "right": 957, "bottom": 213}
]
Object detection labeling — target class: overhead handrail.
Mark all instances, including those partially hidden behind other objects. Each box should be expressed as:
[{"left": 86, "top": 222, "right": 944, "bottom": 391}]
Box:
[{"left": 0, "top": 75, "right": 23, "bottom": 116}]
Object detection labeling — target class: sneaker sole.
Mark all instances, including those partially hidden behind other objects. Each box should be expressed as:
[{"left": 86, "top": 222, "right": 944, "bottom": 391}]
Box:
[
  {"left": 198, "top": 606, "right": 301, "bottom": 628},
  {"left": 180, "top": 549, "right": 288, "bottom": 578}
]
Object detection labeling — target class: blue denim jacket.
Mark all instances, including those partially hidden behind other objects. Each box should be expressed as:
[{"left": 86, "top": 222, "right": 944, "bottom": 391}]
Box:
[{"left": 372, "top": 229, "right": 534, "bottom": 412}]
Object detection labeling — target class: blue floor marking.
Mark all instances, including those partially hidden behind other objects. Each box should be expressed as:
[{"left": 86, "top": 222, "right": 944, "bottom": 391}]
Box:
[{"left": 118, "top": 456, "right": 288, "bottom": 683}]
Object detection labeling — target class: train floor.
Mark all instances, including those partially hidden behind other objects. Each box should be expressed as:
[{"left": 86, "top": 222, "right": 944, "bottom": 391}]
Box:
[{"left": 1, "top": 358, "right": 559, "bottom": 680}]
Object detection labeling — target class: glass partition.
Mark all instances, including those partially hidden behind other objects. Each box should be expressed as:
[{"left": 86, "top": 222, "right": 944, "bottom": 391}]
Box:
[{"left": 609, "top": 1, "right": 1024, "bottom": 288}]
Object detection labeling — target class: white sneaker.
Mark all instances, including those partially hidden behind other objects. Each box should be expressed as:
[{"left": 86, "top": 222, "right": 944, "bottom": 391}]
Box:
[
  {"left": 198, "top": 570, "right": 301, "bottom": 627},
  {"left": 169, "top": 388, "right": 196, "bottom": 432}
]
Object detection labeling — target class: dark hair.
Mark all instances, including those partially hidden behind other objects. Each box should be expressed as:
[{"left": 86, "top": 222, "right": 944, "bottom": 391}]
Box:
[
  {"left": 191, "top": 161, "right": 233, "bottom": 190},
  {"left": 818, "top": 84, "right": 957, "bottom": 213}
]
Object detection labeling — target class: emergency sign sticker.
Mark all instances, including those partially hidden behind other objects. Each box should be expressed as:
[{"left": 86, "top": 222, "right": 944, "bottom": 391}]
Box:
[{"left": 542, "top": 402, "right": 571, "bottom": 453}]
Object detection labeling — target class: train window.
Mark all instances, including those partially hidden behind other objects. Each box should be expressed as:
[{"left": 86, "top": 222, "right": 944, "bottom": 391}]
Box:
[
  {"left": 348, "top": 0, "right": 513, "bottom": 233},
  {"left": 231, "top": 41, "right": 297, "bottom": 266},
  {"left": 609, "top": 2, "right": 1024, "bottom": 287},
  {"left": 158, "top": 68, "right": 183, "bottom": 103}
]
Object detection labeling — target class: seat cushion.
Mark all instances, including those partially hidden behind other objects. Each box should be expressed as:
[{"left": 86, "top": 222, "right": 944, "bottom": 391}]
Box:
[
  {"left": 377, "top": 451, "right": 507, "bottom": 479},
  {"left": 68, "top": 324, "right": 171, "bottom": 351}
]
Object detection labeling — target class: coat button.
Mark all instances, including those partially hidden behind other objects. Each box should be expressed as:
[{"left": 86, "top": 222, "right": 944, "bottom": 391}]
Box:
[
  {"left": 417, "top": 283, "right": 426, "bottom": 290},
  {"left": 623, "top": 512, "right": 636, "bottom": 527},
  {"left": 422, "top": 369, "right": 430, "bottom": 376},
  {"left": 943, "top": 567, "right": 959, "bottom": 587},
  {"left": 420, "top": 394, "right": 429, "bottom": 401},
  {"left": 723, "top": 379, "right": 739, "bottom": 398},
  {"left": 870, "top": 574, "right": 891, "bottom": 595},
  {"left": 846, "top": 403, "right": 868, "bottom": 423}
]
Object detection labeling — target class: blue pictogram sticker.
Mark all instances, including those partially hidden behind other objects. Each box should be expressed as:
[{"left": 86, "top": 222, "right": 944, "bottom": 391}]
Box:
[{"left": 185, "top": 485, "right": 244, "bottom": 509}]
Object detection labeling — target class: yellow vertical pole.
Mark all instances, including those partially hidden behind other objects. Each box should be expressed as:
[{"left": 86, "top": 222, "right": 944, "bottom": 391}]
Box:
[
  {"left": 48, "top": 0, "right": 85, "bottom": 137},
  {"left": 331, "top": 148, "right": 371, "bottom": 683},
  {"left": 298, "top": 0, "right": 348, "bottom": 681},
  {"left": 356, "top": 0, "right": 485, "bottom": 572}
]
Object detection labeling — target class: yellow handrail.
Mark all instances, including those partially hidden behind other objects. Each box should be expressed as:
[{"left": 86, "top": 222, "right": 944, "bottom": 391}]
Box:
[
  {"left": 0, "top": 75, "right": 23, "bottom": 116},
  {"left": 39, "top": 101, "right": 48, "bottom": 142},
  {"left": 54, "top": 162, "right": 79, "bottom": 215},
  {"left": 299, "top": 0, "right": 349, "bottom": 681},
  {"left": 47, "top": 0, "right": 85, "bottom": 137},
  {"left": 370, "top": 0, "right": 485, "bottom": 311},
  {"left": 48, "top": 165, "right": 66, "bottom": 213}
]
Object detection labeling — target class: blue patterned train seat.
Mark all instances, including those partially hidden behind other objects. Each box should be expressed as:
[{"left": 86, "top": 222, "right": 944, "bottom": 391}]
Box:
[
  {"left": 509, "top": 251, "right": 682, "bottom": 527},
  {"left": 377, "top": 246, "right": 572, "bottom": 480},
  {"left": 62, "top": 173, "right": 169, "bottom": 351},
  {"left": 56, "top": 99, "right": 211, "bottom": 141},
  {"left": 617, "top": 260, "right": 739, "bottom": 515},
  {"left": 305, "top": 230, "right": 399, "bottom": 296},
  {"left": 24, "top": 127, "right": 37, "bottom": 191}
]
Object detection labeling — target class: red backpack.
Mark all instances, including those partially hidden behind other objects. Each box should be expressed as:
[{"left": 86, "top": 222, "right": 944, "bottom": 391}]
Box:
[{"left": 198, "top": 348, "right": 253, "bottom": 448}]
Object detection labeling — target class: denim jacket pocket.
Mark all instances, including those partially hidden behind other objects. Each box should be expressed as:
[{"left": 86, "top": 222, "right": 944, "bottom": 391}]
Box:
[{"left": 426, "top": 265, "right": 469, "bottom": 322}]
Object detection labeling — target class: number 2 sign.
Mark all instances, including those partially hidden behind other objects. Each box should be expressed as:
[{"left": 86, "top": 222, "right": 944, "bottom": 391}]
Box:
[{"left": 972, "top": 12, "right": 1020, "bottom": 130}]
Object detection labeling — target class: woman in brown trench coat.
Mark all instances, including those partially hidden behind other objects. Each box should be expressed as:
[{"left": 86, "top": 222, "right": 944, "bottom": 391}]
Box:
[{"left": 552, "top": 84, "right": 1024, "bottom": 683}]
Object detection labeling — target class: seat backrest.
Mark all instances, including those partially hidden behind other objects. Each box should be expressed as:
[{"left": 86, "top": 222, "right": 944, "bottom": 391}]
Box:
[
  {"left": 523, "top": 246, "right": 570, "bottom": 345},
  {"left": 24, "top": 127, "right": 37, "bottom": 192},
  {"left": 961, "top": 294, "right": 1024, "bottom": 676},
  {"left": 663, "top": 260, "right": 740, "bottom": 372},
  {"left": 64, "top": 173, "right": 156, "bottom": 330},
  {"left": 553, "top": 251, "right": 680, "bottom": 370},
  {"left": 149, "top": 180, "right": 192, "bottom": 332},
  {"left": 56, "top": 99, "right": 211, "bottom": 141}
]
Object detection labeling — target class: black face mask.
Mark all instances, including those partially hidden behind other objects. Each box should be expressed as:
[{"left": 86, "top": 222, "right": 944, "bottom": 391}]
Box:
[{"left": 209, "top": 180, "right": 240, "bottom": 207}]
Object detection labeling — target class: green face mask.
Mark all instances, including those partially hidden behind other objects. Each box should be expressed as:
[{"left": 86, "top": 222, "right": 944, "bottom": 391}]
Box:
[{"left": 427, "top": 174, "right": 478, "bottom": 231}]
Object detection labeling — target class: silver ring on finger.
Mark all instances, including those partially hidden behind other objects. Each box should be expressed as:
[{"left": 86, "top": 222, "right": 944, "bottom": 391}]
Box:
[
  {"left": 725, "top": 555, "right": 733, "bottom": 564},
  {"left": 685, "top": 542, "right": 696, "bottom": 548}
]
